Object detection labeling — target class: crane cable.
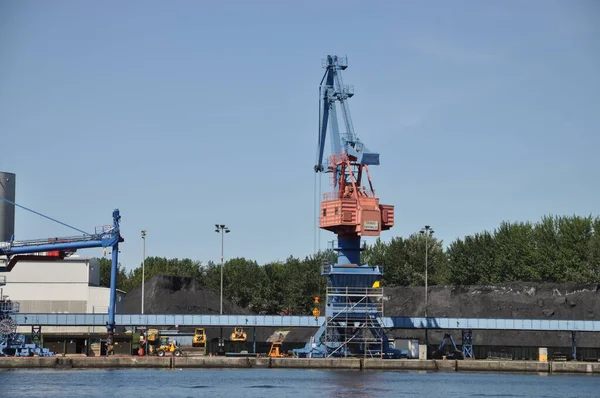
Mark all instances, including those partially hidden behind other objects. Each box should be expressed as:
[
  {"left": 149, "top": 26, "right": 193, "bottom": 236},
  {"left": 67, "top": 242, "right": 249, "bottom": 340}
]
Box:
[{"left": 0, "top": 196, "right": 92, "bottom": 236}]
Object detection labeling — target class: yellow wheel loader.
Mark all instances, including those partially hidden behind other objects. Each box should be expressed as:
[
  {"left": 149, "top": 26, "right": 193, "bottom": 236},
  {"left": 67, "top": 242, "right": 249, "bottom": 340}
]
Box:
[{"left": 156, "top": 336, "right": 183, "bottom": 357}]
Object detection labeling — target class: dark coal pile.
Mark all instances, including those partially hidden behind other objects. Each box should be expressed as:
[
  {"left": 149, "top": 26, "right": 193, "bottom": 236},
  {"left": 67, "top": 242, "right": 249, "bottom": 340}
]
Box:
[
  {"left": 122, "top": 275, "right": 251, "bottom": 315},
  {"left": 122, "top": 275, "right": 280, "bottom": 341},
  {"left": 384, "top": 283, "right": 600, "bottom": 320},
  {"left": 383, "top": 283, "right": 600, "bottom": 347}
]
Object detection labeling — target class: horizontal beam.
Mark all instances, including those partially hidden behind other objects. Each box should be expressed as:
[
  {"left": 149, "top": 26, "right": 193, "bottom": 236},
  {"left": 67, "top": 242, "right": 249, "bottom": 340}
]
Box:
[
  {"left": 13, "top": 314, "right": 323, "bottom": 328},
  {"left": 12, "top": 314, "right": 600, "bottom": 331},
  {"left": 380, "top": 317, "right": 600, "bottom": 332},
  {"left": 0, "top": 238, "right": 118, "bottom": 256}
]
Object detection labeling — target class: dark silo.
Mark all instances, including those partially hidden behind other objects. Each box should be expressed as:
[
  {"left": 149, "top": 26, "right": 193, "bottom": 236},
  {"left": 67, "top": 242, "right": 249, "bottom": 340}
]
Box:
[{"left": 0, "top": 172, "right": 16, "bottom": 242}]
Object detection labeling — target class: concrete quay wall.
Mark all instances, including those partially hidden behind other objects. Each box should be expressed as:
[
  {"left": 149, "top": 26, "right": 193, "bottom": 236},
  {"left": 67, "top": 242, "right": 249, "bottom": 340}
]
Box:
[
  {"left": 270, "top": 358, "right": 361, "bottom": 369},
  {"left": 0, "top": 357, "right": 598, "bottom": 374}
]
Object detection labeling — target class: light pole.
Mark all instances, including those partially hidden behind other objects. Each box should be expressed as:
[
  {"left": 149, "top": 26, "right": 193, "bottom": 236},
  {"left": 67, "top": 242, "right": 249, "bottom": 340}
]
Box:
[
  {"left": 419, "top": 225, "right": 434, "bottom": 317},
  {"left": 214, "top": 224, "right": 230, "bottom": 315},
  {"left": 215, "top": 224, "right": 230, "bottom": 353},
  {"left": 141, "top": 230, "right": 146, "bottom": 315}
]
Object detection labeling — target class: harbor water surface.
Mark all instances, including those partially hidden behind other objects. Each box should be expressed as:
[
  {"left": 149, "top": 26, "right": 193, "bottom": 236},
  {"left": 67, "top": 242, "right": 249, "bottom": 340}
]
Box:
[{"left": 1, "top": 368, "right": 598, "bottom": 397}]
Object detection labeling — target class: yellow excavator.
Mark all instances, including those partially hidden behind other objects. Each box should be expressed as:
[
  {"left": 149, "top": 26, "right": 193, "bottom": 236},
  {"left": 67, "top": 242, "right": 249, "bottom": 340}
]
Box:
[{"left": 230, "top": 327, "right": 247, "bottom": 342}]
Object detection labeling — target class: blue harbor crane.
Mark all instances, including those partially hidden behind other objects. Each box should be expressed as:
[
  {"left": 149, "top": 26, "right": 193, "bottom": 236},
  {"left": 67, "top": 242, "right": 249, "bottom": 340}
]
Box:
[
  {"left": 296, "top": 55, "right": 401, "bottom": 358},
  {"left": 0, "top": 196, "right": 123, "bottom": 353}
]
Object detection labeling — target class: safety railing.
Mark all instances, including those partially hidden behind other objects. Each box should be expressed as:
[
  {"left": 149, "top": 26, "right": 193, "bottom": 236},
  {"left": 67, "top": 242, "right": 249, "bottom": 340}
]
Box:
[
  {"left": 326, "top": 287, "right": 384, "bottom": 297},
  {"left": 8, "top": 235, "right": 97, "bottom": 248},
  {"left": 95, "top": 225, "right": 115, "bottom": 235},
  {"left": 322, "top": 189, "right": 374, "bottom": 201},
  {"left": 0, "top": 300, "right": 20, "bottom": 313}
]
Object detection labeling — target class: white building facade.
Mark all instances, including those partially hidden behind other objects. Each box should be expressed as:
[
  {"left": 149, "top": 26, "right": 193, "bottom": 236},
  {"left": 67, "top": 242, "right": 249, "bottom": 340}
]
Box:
[{"left": 1, "top": 256, "right": 125, "bottom": 333}]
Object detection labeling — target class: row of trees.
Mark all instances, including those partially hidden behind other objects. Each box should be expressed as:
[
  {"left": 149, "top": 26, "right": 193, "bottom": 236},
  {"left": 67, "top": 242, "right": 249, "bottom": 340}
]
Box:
[
  {"left": 99, "top": 215, "right": 600, "bottom": 314},
  {"left": 362, "top": 215, "right": 600, "bottom": 286},
  {"left": 98, "top": 254, "right": 327, "bottom": 315}
]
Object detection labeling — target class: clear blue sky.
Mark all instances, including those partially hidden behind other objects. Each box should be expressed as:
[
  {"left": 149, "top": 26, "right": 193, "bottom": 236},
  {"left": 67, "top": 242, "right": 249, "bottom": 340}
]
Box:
[{"left": 1, "top": 0, "right": 598, "bottom": 271}]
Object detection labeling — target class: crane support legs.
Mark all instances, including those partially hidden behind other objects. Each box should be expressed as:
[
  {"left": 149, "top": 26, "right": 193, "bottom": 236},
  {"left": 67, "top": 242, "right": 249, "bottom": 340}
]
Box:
[
  {"left": 106, "top": 209, "right": 122, "bottom": 353},
  {"left": 293, "top": 236, "right": 403, "bottom": 358}
]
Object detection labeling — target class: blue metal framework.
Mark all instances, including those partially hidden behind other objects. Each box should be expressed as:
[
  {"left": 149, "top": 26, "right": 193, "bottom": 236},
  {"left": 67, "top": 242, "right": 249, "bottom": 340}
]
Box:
[
  {"left": 462, "top": 329, "right": 473, "bottom": 358},
  {"left": 315, "top": 55, "right": 378, "bottom": 173},
  {"left": 12, "top": 314, "right": 600, "bottom": 331},
  {"left": 572, "top": 331, "right": 577, "bottom": 360}
]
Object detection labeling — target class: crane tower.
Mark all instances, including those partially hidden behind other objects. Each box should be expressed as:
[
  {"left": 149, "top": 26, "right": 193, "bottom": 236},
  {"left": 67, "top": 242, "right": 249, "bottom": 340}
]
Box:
[{"left": 296, "top": 55, "right": 401, "bottom": 358}]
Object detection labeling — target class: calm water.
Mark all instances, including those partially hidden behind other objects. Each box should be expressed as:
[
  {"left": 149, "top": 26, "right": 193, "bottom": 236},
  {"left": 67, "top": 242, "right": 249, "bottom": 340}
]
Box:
[{"left": 0, "top": 368, "right": 598, "bottom": 397}]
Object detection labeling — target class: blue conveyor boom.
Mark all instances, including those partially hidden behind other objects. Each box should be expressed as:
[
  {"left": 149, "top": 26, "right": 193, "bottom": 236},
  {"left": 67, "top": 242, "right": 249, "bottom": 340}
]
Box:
[{"left": 1, "top": 235, "right": 120, "bottom": 255}]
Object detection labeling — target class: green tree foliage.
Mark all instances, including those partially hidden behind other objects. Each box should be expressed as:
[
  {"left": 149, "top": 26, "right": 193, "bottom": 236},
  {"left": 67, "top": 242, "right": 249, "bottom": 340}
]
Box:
[
  {"left": 260, "top": 261, "right": 287, "bottom": 314},
  {"left": 445, "top": 231, "right": 496, "bottom": 285},
  {"left": 279, "top": 254, "right": 327, "bottom": 314},
  {"left": 363, "top": 235, "right": 445, "bottom": 286},
  {"left": 222, "top": 257, "right": 264, "bottom": 310},
  {"left": 94, "top": 214, "right": 600, "bottom": 314},
  {"left": 445, "top": 215, "right": 600, "bottom": 285},
  {"left": 588, "top": 217, "right": 600, "bottom": 282},
  {"left": 98, "top": 257, "right": 129, "bottom": 291}
]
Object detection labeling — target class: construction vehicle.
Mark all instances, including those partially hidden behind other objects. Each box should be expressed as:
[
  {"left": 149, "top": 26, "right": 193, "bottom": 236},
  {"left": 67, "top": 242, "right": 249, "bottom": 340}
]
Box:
[
  {"left": 156, "top": 337, "right": 183, "bottom": 357},
  {"left": 268, "top": 341, "right": 286, "bottom": 357},
  {"left": 432, "top": 333, "right": 464, "bottom": 360},
  {"left": 230, "top": 326, "right": 247, "bottom": 342},
  {"left": 144, "top": 328, "right": 183, "bottom": 357},
  {"left": 192, "top": 328, "right": 206, "bottom": 347}
]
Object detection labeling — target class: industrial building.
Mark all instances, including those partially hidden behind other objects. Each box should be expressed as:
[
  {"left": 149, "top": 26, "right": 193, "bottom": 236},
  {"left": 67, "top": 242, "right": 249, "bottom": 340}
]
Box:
[{"left": 1, "top": 255, "right": 125, "bottom": 334}]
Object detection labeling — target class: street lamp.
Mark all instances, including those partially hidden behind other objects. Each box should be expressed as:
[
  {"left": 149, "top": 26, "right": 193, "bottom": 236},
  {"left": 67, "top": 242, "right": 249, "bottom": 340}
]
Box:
[
  {"left": 141, "top": 230, "right": 146, "bottom": 315},
  {"left": 214, "top": 224, "right": 230, "bottom": 315},
  {"left": 215, "top": 224, "right": 230, "bottom": 354},
  {"left": 419, "top": 225, "right": 434, "bottom": 317}
]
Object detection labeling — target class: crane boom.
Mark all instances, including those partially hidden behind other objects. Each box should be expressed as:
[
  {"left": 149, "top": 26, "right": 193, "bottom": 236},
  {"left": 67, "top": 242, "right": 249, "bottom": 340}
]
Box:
[{"left": 314, "top": 55, "right": 379, "bottom": 173}]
